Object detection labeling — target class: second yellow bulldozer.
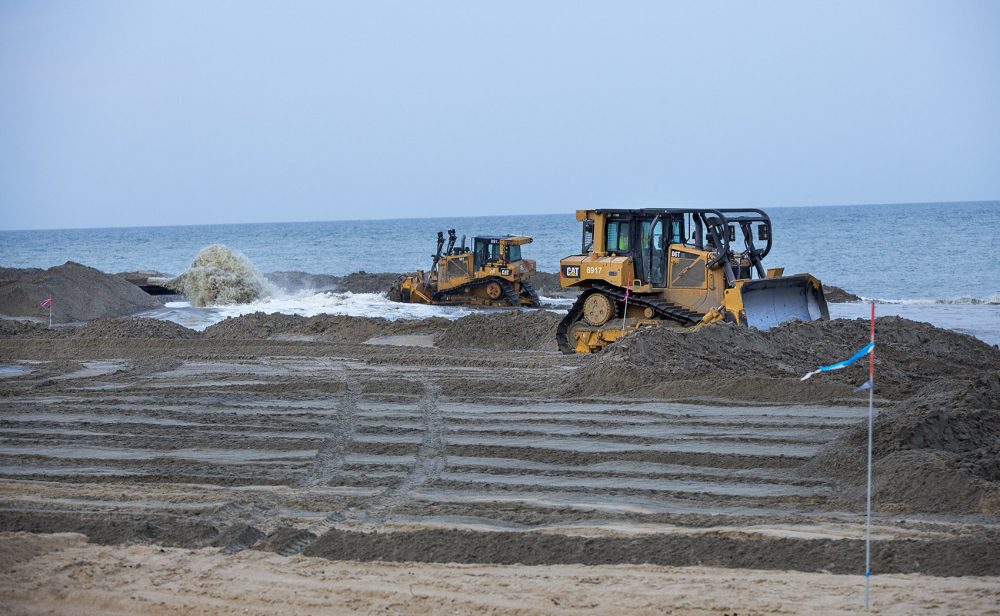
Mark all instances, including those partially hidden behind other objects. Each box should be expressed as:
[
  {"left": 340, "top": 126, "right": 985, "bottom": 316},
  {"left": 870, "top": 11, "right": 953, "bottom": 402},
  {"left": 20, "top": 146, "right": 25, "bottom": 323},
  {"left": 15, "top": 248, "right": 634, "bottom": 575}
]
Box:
[
  {"left": 389, "top": 229, "right": 540, "bottom": 307},
  {"left": 558, "top": 208, "right": 829, "bottom": 353}
]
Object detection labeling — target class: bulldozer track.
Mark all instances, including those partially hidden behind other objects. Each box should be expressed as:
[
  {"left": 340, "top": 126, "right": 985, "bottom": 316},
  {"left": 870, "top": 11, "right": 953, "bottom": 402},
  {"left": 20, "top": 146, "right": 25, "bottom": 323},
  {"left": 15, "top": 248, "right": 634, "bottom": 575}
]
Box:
[
  {"left": 432, "top": 276, "right": 524, "bottom": 307},
  {"left": 520, "top": 279, "right": 541, "bottom": 307},
  {"left": 557, "top": 282, "right": 702, "bottom": 354}
]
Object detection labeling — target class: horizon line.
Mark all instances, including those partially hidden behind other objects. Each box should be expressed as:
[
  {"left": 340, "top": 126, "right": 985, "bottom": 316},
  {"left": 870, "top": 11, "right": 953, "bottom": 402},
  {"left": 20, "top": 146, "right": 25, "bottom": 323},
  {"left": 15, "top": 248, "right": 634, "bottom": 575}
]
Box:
[{"left": 2, "top": 199, "right": 997, "bottom": 233}]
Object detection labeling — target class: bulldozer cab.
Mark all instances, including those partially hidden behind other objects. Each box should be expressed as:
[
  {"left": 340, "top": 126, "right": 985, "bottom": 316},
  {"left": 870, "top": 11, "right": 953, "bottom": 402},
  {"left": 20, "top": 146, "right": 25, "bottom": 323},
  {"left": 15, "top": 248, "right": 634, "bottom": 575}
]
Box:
[
  {"left": 473, "top": 236, "right": 530, "bottom": 270},
  {"left": 585, "top": 209, "right": 774, "bottom": 289}
]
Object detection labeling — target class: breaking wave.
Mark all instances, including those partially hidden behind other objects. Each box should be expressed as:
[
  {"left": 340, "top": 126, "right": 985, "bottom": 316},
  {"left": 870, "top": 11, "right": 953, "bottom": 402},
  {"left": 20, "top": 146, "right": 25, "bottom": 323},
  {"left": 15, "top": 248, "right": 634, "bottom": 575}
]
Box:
[
  {"left": 162, "top": 244, "right": 276, "bottom": 307},
  {"left": 865, "top": 295, "right": 1000, "bottom": 306}
]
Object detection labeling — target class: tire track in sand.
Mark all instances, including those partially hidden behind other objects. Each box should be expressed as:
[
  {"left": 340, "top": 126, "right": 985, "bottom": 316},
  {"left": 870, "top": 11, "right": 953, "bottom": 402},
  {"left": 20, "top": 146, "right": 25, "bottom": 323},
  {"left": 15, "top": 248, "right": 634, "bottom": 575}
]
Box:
[
  {"left": 214, "top": 374, "right": 360, "bottom": 555},
  {"left": 299, "top": 375, "right": 360, "bottom": 488},
  {"left": 362, "top": 381, "right": 445, "bottom": 523}
]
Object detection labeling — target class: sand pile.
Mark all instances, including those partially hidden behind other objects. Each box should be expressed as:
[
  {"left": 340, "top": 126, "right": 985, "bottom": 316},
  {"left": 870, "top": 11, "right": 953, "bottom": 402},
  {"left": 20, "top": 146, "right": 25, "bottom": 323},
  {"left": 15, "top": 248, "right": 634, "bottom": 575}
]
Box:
[
  {"left": 0, "top": 320, "right": 57, "bottom": 339},
  {"left": 566, "top": 317, "right": 1000, "bottom": 513},
  {"left": 0, "top": 317, "right": 199, "bottom": 340},
  {"left": 806, "top": 371, "right": 1000, "bottom": 512},
  {"left": 0, "top": 262, "right": 160, "bottom": 323},
  {"left": 203, "top": 312, "right": 450, "bottom": 343},
  {"left": 437, "top": 311, "right": 563, "bottom": 351},
  {"left": 574, "top": 316, "right": 1000, "bottom": 512},
  {"left": 161, "top": 245, "right": 275, "bottom": 307},
  {"left": 0, "top": 267, "right": 43, "bottom": 284},
  {"left": 823, "top": 284, "right": 861, "bottom": 302},
  {"left": 201, "top": 311, "right": 561, "bottom": 348},
  {"left": 202, "top": 312, "right": 309, "bottom": 339},
  {"left": 299, "top": 314, "right": 449, "bottom": 342},
  {"left": 71, "top": 317, "right": 199, "bottom": 340},
  {"left": 572, "top": 317, "right": 998, "bottom": 402},
  {"left": 529, "top": 272, "right": 577, "bottom": 297}
]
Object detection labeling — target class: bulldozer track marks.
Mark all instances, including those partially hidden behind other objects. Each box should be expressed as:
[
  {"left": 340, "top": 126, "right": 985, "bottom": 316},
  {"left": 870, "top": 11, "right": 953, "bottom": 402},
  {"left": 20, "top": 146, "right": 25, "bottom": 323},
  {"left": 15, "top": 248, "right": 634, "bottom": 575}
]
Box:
[
  {"left": 264, "top": 528, "right": 319, "bottom": 557},
  {"left": 366, "top": 382, "right": 446, "bottom": 522},
  {"left": 221, "top": 525, "right": 266, "bottom": 555},
  {"left": 299, "top": 375, "right": 360, "bottom": 488}
]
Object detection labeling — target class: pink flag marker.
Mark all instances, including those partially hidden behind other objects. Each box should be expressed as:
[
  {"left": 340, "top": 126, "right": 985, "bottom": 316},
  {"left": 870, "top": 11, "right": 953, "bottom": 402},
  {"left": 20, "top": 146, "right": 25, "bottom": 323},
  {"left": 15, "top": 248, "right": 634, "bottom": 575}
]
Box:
[
  {"left": 40, "top": 294, "right": 53, "bottom": 328},
  {"left": 621, "top": 273, "right": 632, "bottom": 335}
]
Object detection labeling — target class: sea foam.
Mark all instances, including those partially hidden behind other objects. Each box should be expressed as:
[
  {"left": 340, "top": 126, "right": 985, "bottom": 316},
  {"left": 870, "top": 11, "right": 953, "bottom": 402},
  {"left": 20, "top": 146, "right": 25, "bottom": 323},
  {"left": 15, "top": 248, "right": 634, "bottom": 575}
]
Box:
[{"left": 161, "top": 244, "right": 276, "bottom": 307}]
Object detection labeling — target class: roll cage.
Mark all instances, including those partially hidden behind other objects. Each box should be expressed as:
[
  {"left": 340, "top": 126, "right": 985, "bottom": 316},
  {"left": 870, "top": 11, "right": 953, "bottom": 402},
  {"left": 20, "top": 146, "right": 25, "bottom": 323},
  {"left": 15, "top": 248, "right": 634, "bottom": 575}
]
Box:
[{"left": 584, "top": 208, "right": 775, "bottom": 287}]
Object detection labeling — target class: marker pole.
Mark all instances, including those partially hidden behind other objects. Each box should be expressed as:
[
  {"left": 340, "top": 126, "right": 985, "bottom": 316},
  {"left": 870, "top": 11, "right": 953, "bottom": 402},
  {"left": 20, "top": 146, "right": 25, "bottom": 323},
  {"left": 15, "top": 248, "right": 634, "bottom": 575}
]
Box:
[
  {"left": 865, "top": 301, "right": 875, "bottom": 609},
  {"left": 621, "top": 276, "right": 631, "bottom": 335}
]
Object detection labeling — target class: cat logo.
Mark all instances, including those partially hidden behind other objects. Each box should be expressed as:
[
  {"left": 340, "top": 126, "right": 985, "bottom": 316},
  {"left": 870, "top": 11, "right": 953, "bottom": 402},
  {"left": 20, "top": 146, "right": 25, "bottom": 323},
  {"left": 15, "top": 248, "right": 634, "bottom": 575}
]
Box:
[
  {"left": 562, "top": 265, "right": 581, "bottom": 278},
  {"left": 500, "top": 268, "right": 512, "bottom": 276}
]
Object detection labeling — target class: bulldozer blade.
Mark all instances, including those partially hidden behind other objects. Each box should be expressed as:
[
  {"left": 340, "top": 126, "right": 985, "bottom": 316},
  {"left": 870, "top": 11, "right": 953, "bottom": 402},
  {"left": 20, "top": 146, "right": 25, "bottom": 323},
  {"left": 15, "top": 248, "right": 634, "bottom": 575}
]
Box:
[{"left": 738, "top": 276, "right": 829, "bottom": 330}]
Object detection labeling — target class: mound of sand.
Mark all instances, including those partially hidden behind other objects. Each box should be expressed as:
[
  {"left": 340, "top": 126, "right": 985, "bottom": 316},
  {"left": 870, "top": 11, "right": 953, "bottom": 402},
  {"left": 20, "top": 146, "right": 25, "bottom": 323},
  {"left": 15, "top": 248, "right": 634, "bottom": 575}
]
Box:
[
  {"left": 570, "top": 317, "right": 1000, "bottom": 513},
  {"left": 529, "top": 272, "right": 578, "bottom": 297},
  {"left": 0, "top": 316, "right": 199, "bottom": 340},
  {"left": 202, "top": 310, "right": 562, "bottom": 349},
  {"left": 0, "top": 262, "right": 160, "bottom": 323},
  {"left": 573, "top": 317, "right": 998, "bottom": 402},
  {"left": 0, "top": 267, "right": 43, "bottom": 284},
  {"left": 823, "top": 284, "right": 861, "bottom": 303},
  {"left": 202, "top": 312, "right": 310, "bottom": 339},
  {"left": 0, "top": 319, "right": 57, "bottom": 339},
  {"left": 437, "top": 311, "right": 563, "bottom": 351},
  {"left": 805, "top": 371, "right": 1000, "bottom": 512},
  {"left": 203, "top": 312, "right": 450, "bottom": 343},
  {"left": 162, "top": 245, "right": 275, "bottom": 307},
  {"left": 71, "top": 317, "right": 199, "bottom": 340}
]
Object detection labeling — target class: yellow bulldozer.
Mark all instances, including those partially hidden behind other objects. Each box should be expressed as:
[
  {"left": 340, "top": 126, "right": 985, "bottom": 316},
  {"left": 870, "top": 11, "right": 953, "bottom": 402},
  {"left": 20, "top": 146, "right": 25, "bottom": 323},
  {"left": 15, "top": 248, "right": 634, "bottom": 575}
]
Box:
[
  {"left": 558, "top": 208, "right": 829, "bottom": 353},
  {"left": 389, "top": 229, "right": 540, "bottom": 307}
]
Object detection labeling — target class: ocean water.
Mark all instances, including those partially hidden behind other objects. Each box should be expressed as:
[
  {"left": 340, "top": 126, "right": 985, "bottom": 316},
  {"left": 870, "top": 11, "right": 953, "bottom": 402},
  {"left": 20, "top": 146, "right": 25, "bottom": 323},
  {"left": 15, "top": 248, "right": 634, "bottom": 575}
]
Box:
[{"left": 2, "top": 202, "right": 998, "bottom": 344}]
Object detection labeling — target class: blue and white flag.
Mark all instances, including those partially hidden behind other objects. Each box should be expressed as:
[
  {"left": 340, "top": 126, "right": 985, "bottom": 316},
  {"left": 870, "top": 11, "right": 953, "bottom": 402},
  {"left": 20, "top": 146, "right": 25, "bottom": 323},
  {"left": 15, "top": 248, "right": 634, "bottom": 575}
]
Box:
[{"left": 800, "top": 342, "right": 875, "bottom": 381}]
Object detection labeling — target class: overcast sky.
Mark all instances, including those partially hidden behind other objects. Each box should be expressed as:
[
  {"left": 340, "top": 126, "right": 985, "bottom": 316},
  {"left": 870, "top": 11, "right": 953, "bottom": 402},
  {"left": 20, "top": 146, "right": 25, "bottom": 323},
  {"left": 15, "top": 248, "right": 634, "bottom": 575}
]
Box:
[{"left": 1, "top": 1, "right": 997, "bottom": 230}]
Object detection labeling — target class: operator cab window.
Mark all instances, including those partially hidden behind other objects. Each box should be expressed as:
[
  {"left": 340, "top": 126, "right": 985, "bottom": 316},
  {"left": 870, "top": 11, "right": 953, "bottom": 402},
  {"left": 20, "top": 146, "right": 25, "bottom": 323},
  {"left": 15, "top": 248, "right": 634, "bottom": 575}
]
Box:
[
  {"left": 474, "top": 239, "right": 494, "bottom": 268},
  {"left": 582, "top": 220, "right": 594, "bottom": 253},
  {"left": 670, "top": 220, "right": 683, "bottom": 245},
  {"left": 605, "top": 221, "right": 630, "bottom": 253},
  {"left": 507, "top": 244, "right": 521, "bottom": 262},
  {"left": 486, "top": 241, "right": 501, "bottom": 262}
]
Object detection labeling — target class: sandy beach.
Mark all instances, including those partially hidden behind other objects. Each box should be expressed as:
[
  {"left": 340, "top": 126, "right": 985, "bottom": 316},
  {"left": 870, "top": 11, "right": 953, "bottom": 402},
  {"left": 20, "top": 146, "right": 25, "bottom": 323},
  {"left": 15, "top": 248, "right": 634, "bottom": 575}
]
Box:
[
  {"left": 1, "top": 265, "right": 999, "bottom": 613},
  {"left": 4, "top": 532, "right": 999, "bottom": 615}
]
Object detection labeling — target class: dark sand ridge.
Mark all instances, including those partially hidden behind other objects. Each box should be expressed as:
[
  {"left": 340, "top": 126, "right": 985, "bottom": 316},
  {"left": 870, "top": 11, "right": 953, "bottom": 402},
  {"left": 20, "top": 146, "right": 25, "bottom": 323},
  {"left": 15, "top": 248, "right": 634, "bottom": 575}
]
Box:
[
  {"left": 573, "top": 318, "right": 1000, "bottom": 513},
  {"left": 0, "top": 263, "right": 160, "bottom": 322},
  {"left": 0, "top": 311, "right": 563, "bottom": 352},
  {"left": 1, "top": 312, "right": 998, "bottom": 577},
  {"left": 2, "top": 308, "right": 997, "bottom": 515}
]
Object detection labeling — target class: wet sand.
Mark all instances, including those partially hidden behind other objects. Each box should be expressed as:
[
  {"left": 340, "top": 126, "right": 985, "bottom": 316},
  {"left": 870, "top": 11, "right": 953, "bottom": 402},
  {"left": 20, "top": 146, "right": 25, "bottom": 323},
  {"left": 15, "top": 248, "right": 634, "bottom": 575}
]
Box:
[{"left": 1, "top": 313, "right": 999, "bottom": 613}]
